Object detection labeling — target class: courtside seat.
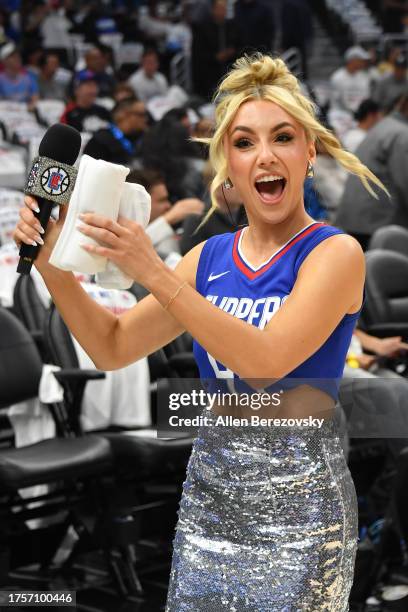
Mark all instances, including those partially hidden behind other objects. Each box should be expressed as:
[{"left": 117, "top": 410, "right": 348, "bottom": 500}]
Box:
[
  {"left": 101, "top": 430, "right": 193, "bottom": 480},
  {"left": 0, "top": 306, "right": 115, "bottom": 584},
  {"left": 0, "top": 306, "right": 113, "bottom": 489},
  {"left": 0, "top": 435, "right": 112, "bottom": 490},
  {"left": 368, "top": 225, "right": 408, "bottom": 259},
  {"left": 13, "top": 274, "right": 49, "bottom": 360},
  {"left": 362, "top": 249, "right": 408, "bottom": 339},
  {"left": 44, "top": 305, "right": 194, "bottom": 479}
]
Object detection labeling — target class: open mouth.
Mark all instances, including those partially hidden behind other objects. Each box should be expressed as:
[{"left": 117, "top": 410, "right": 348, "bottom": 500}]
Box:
[{"left": 255, "top": 175, "right": 286, "bottom": 204}]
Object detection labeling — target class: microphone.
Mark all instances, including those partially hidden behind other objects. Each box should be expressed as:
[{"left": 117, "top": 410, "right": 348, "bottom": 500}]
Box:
[{"left": 17, "top": 124, "right": 81, "bottom": 275}]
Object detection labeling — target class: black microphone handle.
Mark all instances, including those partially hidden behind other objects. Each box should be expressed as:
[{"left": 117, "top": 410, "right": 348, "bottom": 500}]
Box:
[{"left": 17, "top": 197, "right": 56, "bottom": 274}]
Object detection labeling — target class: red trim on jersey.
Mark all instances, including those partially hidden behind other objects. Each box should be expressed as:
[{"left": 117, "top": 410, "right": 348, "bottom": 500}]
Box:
[{"left": 232, "top": 222, "right": 327, "bottom": 280}]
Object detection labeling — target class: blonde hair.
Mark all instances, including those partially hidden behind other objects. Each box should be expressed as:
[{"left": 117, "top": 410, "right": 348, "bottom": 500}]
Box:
[{"left": 198, "top": 53, "right": 388, "bottom": 226}]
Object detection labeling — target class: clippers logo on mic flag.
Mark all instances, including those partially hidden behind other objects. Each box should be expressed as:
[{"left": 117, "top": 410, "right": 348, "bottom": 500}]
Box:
[
  {"left": 25, "top": 155, "right": 77, "bottom": 205},
  {"left": 41, "top": 167, "right": 70, "bottom": 196}
]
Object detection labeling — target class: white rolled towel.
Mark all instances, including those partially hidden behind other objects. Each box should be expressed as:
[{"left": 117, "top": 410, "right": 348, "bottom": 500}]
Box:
[
  {"left": 49, "top": 155, "right": 151, "bottom": 289},
  {"left": 49, "top": 155, "right": 128, "bottom": 273},
  {"left": 96, "top": 182, "right": 151, "bottom": 289}
]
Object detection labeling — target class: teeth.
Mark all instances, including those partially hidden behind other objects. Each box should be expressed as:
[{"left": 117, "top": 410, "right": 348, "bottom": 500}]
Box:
[{"left": 255, "top": 175, "right": 284, "bottom": 183}]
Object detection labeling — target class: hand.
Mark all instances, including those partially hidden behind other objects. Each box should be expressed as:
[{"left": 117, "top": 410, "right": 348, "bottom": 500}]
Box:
[
  {"left": 374, "top": 336, "right": 408, "bottom": 357},
  {"left": 163, "top": 198, "right": 205, "bottom": 226},
  {"left": 77, "top": 212, "right": 164, "bottom": 288},
  {"left": 13, "top": 195, "right": 67, "bottom": 273},
  {"left": 356, "top": 353, "right": 377, "bottom": 370}
]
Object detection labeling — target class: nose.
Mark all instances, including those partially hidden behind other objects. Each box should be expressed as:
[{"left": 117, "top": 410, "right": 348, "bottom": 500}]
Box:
[{"left": 257, "top": 141, "right": 278, "bottom": 166}]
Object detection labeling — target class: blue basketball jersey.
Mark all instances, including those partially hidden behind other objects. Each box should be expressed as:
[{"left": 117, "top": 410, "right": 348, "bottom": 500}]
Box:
[{"left": 193, "top": 221, "right": 365, "bottom": 401}]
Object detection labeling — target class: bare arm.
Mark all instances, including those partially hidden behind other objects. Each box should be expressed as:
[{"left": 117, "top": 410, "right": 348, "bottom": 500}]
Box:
[{"left": 40, "top": 242, "right": 206, "bottom": 370}]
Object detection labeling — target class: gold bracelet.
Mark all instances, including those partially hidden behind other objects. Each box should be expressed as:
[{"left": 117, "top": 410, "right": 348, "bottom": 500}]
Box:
[{"left": 163, "top": 281, "right": 188, "bottom": 310}]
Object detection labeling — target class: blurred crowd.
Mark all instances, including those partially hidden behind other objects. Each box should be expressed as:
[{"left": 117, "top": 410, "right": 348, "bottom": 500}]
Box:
[
  {"left": 0, "top": 1, "right": 407, "bottom": 257},
  {"left": 0, "top": 6, "right": 408, "bottom": 603},
  {"left": 0, "top": 1, "right": 407, "bottom": 369},
  {"left": 0, "top": 0, "right": 312, "bottom": 262},
  {"left": 0, "top": 3, "right": 408, "bottom": 397}
]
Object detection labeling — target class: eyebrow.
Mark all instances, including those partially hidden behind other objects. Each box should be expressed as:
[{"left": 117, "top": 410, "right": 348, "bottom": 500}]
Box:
[{"left": 231, "top": 121, "right": 295, "bottom": 135}]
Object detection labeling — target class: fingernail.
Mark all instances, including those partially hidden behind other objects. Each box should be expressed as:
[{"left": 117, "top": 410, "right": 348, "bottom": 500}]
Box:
[
  {"left": 76, "top": 221, "right": 85, "bottom": 230},
  {"left": 35, "top": 225, "right": 45, "bottom": 234},
  {"left": 79, "top": 213, "right": 86, "bottom": 219},
  {"left": 31, "top": 204, "right": 40, "bottom": 213},
  {"left": 31, "top": 240, "right": 37, "bottom": 246},
  {"left": 35, "top": 235, "right": 44, "bottom": 245}
]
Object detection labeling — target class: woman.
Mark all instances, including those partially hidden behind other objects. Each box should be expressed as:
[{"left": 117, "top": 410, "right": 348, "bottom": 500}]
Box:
[{"left": 14, "top": 54, "right": 386, "bottom": 610}]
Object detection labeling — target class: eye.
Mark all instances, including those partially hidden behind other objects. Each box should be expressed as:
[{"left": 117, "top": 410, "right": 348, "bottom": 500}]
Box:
[
  {"left": 233, "top": 138, "right": 252, "bottom": 149},
  {"left": 276, "top": 132, "right": 293, "bottom": 143}
]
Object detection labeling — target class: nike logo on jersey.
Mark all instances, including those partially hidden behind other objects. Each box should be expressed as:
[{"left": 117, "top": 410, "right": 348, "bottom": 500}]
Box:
[{"left": 208, "top": 271, "right": 230, "bottom": 282}]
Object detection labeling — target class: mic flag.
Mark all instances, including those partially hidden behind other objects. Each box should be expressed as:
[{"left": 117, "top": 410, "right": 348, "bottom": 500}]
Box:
[
  {"left": 25, "top": 156, "right": 77, "bottom": 205},
  {"left": 17, "top": 123, "right": 81, "bottom": 275}
]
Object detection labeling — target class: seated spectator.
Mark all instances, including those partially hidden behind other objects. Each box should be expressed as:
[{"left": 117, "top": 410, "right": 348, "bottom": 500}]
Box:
[
  {"left": 180, "top": 181, "right": 247, "bottom": 255},
  {"left": 37, "top": 51, "right": 66, "bottom": 100},
  {"left": 142, "top": 107, "right": 204, "bottom": 200},
  {"left": 342, "top": 99, "right": 381, "bottom": 153},
  {"left": 75, "top": 46, "right": 115, "bottom": 98},
  {"left": 83, "top": 97, "right": 148, "bottom": 165},
  {"left": 60, "top": 76, "right": 111, "bottom": 133},
  {"left": 329, "top": 46, "right": 371, "bottom": 128},
  {"left": 0, "top": 42, "right": 39, "bottom": 105},
  {"left": 128, "top": 48, "right": 168, "bottom": 103},
  {"left": 372, "top": 53, "right": 407, "bottom": 111},
  {"left": 127, "top": 168, "right": 205, "bottom": 258},
  {"left": 335, "top": 89, "right": 408, "bottom": 250}
]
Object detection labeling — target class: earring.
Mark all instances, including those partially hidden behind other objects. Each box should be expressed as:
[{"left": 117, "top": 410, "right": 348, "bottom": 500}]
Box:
[
  {"left": 306, "top": 161, "right": 314, "bottom": 178},
  {"left": 224, "top": 178, "right": 233, "bottom": 189}
]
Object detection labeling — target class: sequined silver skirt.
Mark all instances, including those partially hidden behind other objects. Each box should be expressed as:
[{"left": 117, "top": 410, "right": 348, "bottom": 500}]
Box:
[{"left": 165, "top": 407, "right": 358, "bottom": 611}]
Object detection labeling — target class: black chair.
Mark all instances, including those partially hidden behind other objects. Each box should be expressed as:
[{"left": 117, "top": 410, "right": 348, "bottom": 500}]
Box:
[
  {"left": 361, "top": 250, "right": 408, "bottom": 339},
  {"left": 0, "top": 306, "right": 113, "bottom": 583},
  {"left": 369, "top": 225, "right": 408, "bottom": 259},
  {"left": 44, "top": 303, "right": 194, "bottom": 460},
  {"left": 162, "top": 332, "right": 199, "bottom": 379},
  {"left": 13, "top": 275, "right": 49, "bottom": 360}
]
